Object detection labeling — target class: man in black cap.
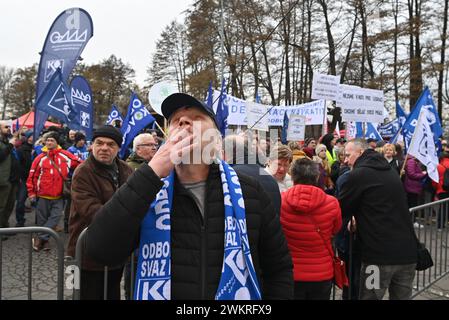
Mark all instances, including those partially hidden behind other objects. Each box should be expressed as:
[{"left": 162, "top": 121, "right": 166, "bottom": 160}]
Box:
[
  {"left": 66, "top": 125, "right": 133, "bottom": 300},
  {"left": 84, "top": 93, "right": 293, "bottom": 300}
]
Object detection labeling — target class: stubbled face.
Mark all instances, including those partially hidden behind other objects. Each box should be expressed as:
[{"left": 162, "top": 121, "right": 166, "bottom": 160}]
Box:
[
  {"left": 92, "top": 137, "right": 119, "bottom": 165},
  {"left": 0, "top": 124, "right": 11, "bottom": 137},
  {"left": 268, "top": 158, "right": 291, "bottom": 181}
]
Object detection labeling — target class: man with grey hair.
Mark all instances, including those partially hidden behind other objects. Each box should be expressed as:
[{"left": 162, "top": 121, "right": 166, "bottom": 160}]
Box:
[
  {"left": 338, "top": 138, "right": 417, "bottom": 300},
  {"left": 223, "top": 134, "right": 281, "bottom": 216},
  {"left": 126, "top": 133, "right": 158, "bottom": 171}
]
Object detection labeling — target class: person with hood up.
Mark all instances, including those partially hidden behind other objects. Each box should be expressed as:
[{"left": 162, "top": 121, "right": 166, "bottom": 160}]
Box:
[
  {"left": 281, "top": 158, "right": 342, "bottom": 300},
  {"left": 320, "top": 133, "right": 338, "bottom": 166}
]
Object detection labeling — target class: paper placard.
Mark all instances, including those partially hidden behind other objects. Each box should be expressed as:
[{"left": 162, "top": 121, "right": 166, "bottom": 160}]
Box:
[
  {"left": 311, "top": 73, "right": 341, "bottom": 101},
  {"left": 339, "top": 85, "right": 384, "bottom": 123},
  {"left": 246, "top": 102, "right": 269, "bottom": 131},
  {"left": 287, "top": 115, "right": 306, "bottom": 141}
]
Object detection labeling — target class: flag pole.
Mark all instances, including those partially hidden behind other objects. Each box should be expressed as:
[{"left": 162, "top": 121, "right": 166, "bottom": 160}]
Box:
[
  {"left": 400, "top": 110, "right": 424, "bottom": 178},
  {"left": 322, "top": 101, "right": 327, "bottom": 136}
]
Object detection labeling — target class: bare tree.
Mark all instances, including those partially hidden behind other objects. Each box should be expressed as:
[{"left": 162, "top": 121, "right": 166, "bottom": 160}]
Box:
[{"left": 0, "top": 66, "right": 14, "bottom": 119}]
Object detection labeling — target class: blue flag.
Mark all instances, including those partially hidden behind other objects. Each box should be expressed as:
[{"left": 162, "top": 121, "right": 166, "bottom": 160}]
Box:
[
  {"left": 215, "top": 79, "right": 228, "bottom": 137},
  {"left": 106, "top": 105, "right": 123, "bottom": 125},
  {"left": 355, "top": 122, "right": 383, "bottom": 141},
  {"left": 378, "top": 118, "right": 400, "bottom": 139},
  {"left": 205, "top": 81, "right": 213, "bottom": 108},
  {"left": 34, "top": 68, "right": 80, "bottom": 127},
  {"left": 70, "top": 75, "right": 93, "bottom": 140},
  {"left": 396, "top": 101, "right": 408, "bottom": 127},
  {"left": 119, "top": 93, "right": 156, "bottom": 159},
  {"left": 281, "top": 111, "right": 289, "bottom": 145},
  {"left": 15, "top": 118, "right": 19, "bottom": 133},
  {"left": 401, "top": 87, "right": 443, "bottom": 150},
  {"left": 34, "top": 8, "right": 93, "bottom": 141}
]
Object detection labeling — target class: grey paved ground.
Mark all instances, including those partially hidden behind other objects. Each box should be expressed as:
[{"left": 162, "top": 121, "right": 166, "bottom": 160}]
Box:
[{"left": 1, "top": 207, "right": 449, "bottom": 300}]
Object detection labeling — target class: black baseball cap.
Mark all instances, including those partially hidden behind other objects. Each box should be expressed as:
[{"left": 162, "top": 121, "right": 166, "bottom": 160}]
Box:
[
  {"left": 161, "top": 93, "right": 219, "bottom": 128},
  {"left": 366, "top": 138, "right": 378, "bottom": 143}
]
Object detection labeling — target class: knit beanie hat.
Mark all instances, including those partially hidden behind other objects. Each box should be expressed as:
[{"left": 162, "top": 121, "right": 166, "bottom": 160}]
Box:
[
  {"left": 45, "top": 131, "right": 60, "bottom": 144},
  {"left": 93, "top": 125, "right": 123, "bottom": 147}
]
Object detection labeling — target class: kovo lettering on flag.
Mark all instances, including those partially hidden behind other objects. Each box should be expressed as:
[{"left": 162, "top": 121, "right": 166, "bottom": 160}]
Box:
[
  {"left": 311, "top": 73, "right": 341, "bottom": 101},
  {"left": 287, "top": 115, "right": 306, "bottom": 141},
  {"left": 340, "top": 85, "right": 384, "bottom": 123},
  {"left": 246, "top": 102, "right": 269, "bottom": 131}
]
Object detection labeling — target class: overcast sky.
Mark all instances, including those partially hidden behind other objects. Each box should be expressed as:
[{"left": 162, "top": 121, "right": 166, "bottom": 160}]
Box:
[{"left": 0, "top": 0, "right": 193, "bottom": 85}]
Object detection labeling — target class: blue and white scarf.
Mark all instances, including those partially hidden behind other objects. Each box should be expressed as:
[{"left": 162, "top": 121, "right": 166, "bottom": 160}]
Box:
[{"left": 134, "top": 160, "right": 261, "bottom": 300}]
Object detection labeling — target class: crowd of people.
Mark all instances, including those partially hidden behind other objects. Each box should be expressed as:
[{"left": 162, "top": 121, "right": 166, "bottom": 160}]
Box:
[{"left": 0, "top": 92, "right": 448, "bottom": 300}]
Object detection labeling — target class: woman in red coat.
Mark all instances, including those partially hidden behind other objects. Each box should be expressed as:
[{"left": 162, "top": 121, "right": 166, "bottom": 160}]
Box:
[{"left": 281, "top": 158, "right": 342, "bottom": 300}]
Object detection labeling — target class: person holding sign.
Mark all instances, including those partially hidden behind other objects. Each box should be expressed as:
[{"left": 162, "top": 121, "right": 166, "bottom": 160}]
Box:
[{"left": 84, "top": 93, "right": 293, "bottom": 300}]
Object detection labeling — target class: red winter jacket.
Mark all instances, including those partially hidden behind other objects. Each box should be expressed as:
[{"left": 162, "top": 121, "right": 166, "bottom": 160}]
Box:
[
  {"left": 432, "top": 157, "right": 449, "bottom": 197},
  {"left": 27, "top": 146, "right": 82, "bottom": 199},
  {"left": 281, "top": 184, "right": 342, "bottom": 282}
]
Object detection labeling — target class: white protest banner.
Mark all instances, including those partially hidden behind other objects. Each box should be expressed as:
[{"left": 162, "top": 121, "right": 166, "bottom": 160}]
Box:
[
  {"left": 215, "top": 91, "right": 325, "bottom": 126},
  {"left": 340, "top": 85, "right": 384, "bottom": 123},
  {"left": 246, "top": 102, "right": 269, "bottom": 131},
  {"left": 269, "top": 100, "right": 326, "bottom": 126},
  {"left": 287, "top": 115, "right": 306, "bottom": 141},
  {"left": 311, "top": 73, "right": 341, "bottom": 101}
]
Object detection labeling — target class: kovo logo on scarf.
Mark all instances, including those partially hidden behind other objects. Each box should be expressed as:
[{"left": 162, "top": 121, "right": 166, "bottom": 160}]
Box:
[{"left": 50, "top": 9, "right": 88, "bottom": 44}]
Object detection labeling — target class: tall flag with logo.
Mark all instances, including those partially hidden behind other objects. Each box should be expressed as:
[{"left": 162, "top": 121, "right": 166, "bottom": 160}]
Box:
[
  {"left": 401, "top": 87, "right": 443, "bottom": 151},
  {"left": 70, "top": 75, "right": 93, "bottom": 140},
  {"left": 355, "top": 122, "right": 383, "bottom": 141},
  {"left": 215, "top": 79, "right": 228, "bottom": 137},
  {"left": 34, "top": 8, "right": 93, "bottom": 141},
  {"left": 119, "top": 93, "right": 156, "bottom": 159},
  {"left": 378, "top": 118, "right": 400, "bottom": 139},
  {"left": 281, "top": 111, "right": 289, "bottom": 145},
  {"left": 408, "top": 109, "right": 439, "bottom": 183},
  {"left": 106, "top": 105, "right": 123, "bottom": 125},
  {"left": 34, "top": 68, "right": 80, "bottom": 128}
]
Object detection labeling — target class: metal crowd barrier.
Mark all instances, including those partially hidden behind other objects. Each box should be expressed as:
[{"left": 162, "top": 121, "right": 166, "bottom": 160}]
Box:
[
  {"left": 410, "top": 198, "right": 449, "bottom": 298},
  {"left": 0, "top": 227, "right": 65, "bottom": 300},
  {"left": 72, "top": 228, "right": 135, "bottom": 300}
]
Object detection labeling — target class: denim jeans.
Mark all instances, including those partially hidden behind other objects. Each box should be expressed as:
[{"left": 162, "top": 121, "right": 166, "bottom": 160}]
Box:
[
  {"left": 359, "top": 263, "right": 416, "bottom": 300},
  {"left": 15, "top": 181, "right": 28, "bottom": 226}
]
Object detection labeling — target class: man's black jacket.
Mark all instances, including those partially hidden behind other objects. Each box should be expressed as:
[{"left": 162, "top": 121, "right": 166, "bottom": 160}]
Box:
[
  {"left": 338, "top": 149, "right": 417, "bottom": 266},
  {"left": 85, "top": 163, "right": 294, "bottom": 299}
]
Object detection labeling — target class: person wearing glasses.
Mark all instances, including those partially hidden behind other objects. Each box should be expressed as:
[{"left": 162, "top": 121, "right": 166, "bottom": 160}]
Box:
[{"left": 126, "top": 133, "right": 158, "bottom": 171}]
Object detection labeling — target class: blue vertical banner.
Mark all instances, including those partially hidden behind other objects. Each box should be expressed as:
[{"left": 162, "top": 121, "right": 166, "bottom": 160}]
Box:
[
  {"left": 70, "top": 76, "right": 93, "bottom": 140},
  {"left": 34, "top": 68, "right": 80, "bottom": 127},
  {"left": 119, "top": 93, "right": 156, "bottom": 159},
  {"left": 34, "top": 8, "right": 93, "bottom": 140},
  {"left": 355, "top": 122, "right": 383, "bottom": 141}
]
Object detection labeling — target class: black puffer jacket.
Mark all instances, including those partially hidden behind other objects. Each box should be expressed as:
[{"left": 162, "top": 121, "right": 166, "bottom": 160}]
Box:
[{"left": 85, "top": 163, "right": 293, "bottom": 300}]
